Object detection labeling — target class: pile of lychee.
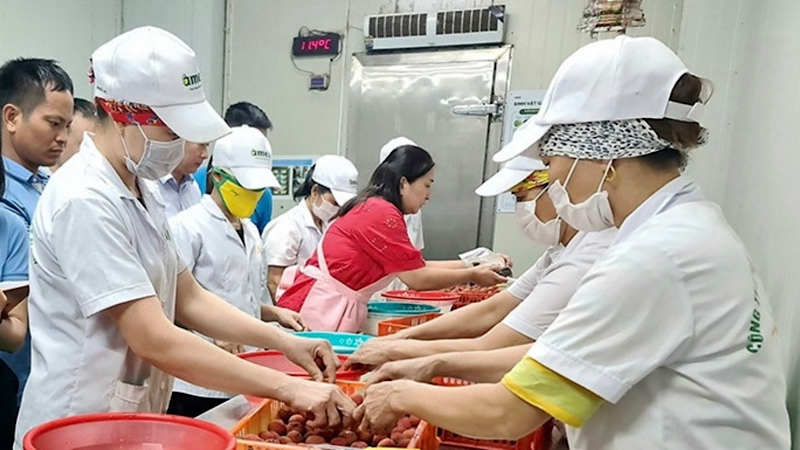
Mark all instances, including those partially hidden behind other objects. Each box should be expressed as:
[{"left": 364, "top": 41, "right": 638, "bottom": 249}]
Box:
[{"left": 242, "top": 393, "right": 422, "bottom": 448}]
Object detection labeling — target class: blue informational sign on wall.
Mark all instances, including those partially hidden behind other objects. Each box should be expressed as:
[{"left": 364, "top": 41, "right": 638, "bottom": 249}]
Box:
[{"left": 272, "top": 156, "right": 318, "bottom": 198}]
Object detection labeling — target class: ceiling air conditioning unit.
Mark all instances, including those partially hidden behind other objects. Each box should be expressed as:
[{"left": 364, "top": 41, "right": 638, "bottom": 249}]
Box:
[{"left": 364, "top": 5, "right": 505, "bottom": 52}]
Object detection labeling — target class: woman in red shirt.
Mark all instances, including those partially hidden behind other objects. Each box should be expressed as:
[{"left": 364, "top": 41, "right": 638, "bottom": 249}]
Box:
[{"left": 278, "top": 145, "right": 507, "bottom": 332}]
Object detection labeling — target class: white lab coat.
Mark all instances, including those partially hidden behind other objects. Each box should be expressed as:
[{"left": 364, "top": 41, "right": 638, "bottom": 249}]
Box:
[
  {"left": 261, "top": 201, "right": 322, "bottom": 269},
  {"left": 405, "top": 211, "right": 424, "bottom": 250},
  {"left": 382, "top": 212, "right": 424, "bottom": 293},
  {"left": 522, "top": 176, "right": 790, "bottom": 449},
  {"left": 502, "top": 228, "right": 616, "bottom": 340},
  {"left": 15, "top": 137, "right": 184, "bottom": 448},
  {"left": 169, "top": 196, "right": 266, "bottom": 398}
]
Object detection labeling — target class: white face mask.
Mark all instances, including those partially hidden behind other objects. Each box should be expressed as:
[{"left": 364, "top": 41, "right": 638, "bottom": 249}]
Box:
[
  {"left": 547, "top": 158, "right": 615, "bottom": 232},
  {"left": 121, "top": 124, "right": 186, "bottom": 180},
  {"left": 312, "top": 196, "right": 340, "bottom": 223},
  {"left": 514, "top": 187, "right": 561, "bottom": 247}
]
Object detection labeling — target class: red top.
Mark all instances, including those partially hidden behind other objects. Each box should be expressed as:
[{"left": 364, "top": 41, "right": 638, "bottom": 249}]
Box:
[{"left": 278, "top": 197, "right": 426, "bottom": 312}]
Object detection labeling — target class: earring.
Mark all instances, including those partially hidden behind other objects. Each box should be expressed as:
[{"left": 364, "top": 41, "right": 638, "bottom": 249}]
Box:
[{"left": 606, "top": 164, "right": 617, "bottom": 182}]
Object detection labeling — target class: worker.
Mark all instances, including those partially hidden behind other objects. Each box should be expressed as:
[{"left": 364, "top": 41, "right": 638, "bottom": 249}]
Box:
[
  {"left": 0, "top": 58, "right": 73, "bottom": 436},
  {"left": 356, "top": 36, "right": 790, "bottom": 450},
  {"left": 52, "top": 97, "right": 97, "bottom": 172},
  {"left": 261, "top": 155, "right": 358, "bottom": 303},
  {"left": 0, "top": 157, "right": 30, "bottom": 450},
  {"left": 277, "top": 144, "right": 507, "bottom": 332},
  {"left": 195, "top": 101, "right": 275, "bottom": 232},
  {"left": 346, "top": 155, "right": 616, "bottom": 377},
  {"left": 168, "top": 125, "right": 308, "bottom": 417},
  {"left": 14, "top": 27, "right": 353, "bottom": 448},
  {"left": 380, "top": 137, "right": 424, "bottom": 250},
  {"left": 379, "top": 137, "right": 425, "bottom": 292},
  {"left": 158, "top": 140, "right": 209, "bottom": 217}
]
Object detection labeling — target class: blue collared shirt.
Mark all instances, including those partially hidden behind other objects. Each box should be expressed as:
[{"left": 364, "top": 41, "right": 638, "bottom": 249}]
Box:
[
  {"left": 158, "top": 174, "right": 202, "bottom": 217},
  {"left": 1, "top": 156, "right": 48, "bottom": 224},
  {"left": 0, "top": 209, "right": 28, "bottom": 284},
  {"left": 1, "top": 155, "right": 47, "bottom": 404}
]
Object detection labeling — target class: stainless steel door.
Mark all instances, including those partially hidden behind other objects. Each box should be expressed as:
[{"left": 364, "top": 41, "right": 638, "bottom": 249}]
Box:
[{"left": 347, "top": 47, "right": 510, "bottom": 260}]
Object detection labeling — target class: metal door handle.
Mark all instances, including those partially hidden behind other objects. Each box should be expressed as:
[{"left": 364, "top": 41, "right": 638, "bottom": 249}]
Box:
[{"left": 451, "top": 101, "right": 503, "bottom": 117}]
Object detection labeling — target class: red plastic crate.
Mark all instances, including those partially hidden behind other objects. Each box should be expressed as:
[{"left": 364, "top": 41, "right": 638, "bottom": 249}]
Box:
[
  {"left": 444, "top": 285, "right": 501, "bottom": 311},
  {"left": 451, "top": 291, "right": 496, "bottom": 310},
  {"left": 433, "top": 377, "right": 539, "bottom": 450},
  {"left": 230, "top": 380, "right": 439, "bottom": 450},
  {"left": 377, "top": 313, "right": 443, "bottom": 336}
]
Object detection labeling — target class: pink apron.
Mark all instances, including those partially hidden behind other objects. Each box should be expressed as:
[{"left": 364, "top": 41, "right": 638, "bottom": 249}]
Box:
[
  {"left": 275, "top": 265, "right": 299, "bottom": 302},
  {"left": 299, "top": 240, "right": 394, "bottom": 332}
]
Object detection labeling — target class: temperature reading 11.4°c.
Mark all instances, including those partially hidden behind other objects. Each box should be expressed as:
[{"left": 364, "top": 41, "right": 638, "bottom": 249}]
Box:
[
  {"left": 293, "top": 34, "right": 340, "bottom": 57},
  {"left": 302, "top": 38, "right": 331, "bottom": 51}
]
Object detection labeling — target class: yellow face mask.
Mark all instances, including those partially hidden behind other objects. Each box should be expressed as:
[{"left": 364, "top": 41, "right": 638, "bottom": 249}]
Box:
[
  {"left": 509, "top": 170, "right": 550, "bottom": 194},
  {"left": 213, "top": 169, "right": 265, "bottom": 219}
]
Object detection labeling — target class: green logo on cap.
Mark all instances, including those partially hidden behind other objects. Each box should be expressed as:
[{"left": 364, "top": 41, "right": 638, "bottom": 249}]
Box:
[
  {"left": 251, "top": 149, "right": 271, "bottom": 160},
  {"left": 182, "top": 73, "right": 202, "bottom": 90}
]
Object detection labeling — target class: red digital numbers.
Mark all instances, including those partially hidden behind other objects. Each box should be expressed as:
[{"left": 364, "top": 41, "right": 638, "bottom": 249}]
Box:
[
  {"left": 301, "top": 38, "right": 331, "bottom": 52},
  {"left": 294, "top": 35, "right": 337, "bottom": 56}
]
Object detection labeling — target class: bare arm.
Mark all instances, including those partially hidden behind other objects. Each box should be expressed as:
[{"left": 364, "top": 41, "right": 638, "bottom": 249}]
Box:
[
  {"left": 267, "top": 265, "right": 285, "bottom": 303},
  {"left": 392, "top": 290, "right": 520, "bottom": 340},
  {"left": 350, "top": 321, "right": 529, "bottom": 371},
  {"left": 434, "top": 344, "right": 531, "bottom": 383},
  {"left": 425, "top": 260, "right": 465, "bottom": 270},
  {"left": 174, "top": 270, "right": 335, "bottom": 380},
  {"left": 397, "top": 265, "right": 505, "bottom": 292},
  {"left": 357, "top": 380, "right": 549, "bottom": 439},
  {"left": 0, "top": 299, "right": 27, "bottom": 352},
  {"left": 370, "top": 343, "right": 532, "bottom": 385},
  {"left": 106, "top": 295, "right": 354, "bottom": 428},
  {"left": 347, "top": 292, "right": 522, "bottom": 368}
]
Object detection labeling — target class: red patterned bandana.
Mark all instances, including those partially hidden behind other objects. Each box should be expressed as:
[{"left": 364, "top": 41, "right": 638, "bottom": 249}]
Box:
[{"left": 95, "top": 97, "right": 166, "bottom": 127}]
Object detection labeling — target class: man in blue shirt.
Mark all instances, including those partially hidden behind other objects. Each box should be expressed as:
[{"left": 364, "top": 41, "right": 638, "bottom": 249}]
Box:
[
  {"left": 195, "top": 101, "right": 274, "bottom": 233},
  {"left": 0, "top": 148, "right": 33, "bottom": 450},
  {"left": 159, "top": 141, "right": 208, "bottom": 217},
  {"left": 0, "top": 58, "right": 74, "bottom": 420}
]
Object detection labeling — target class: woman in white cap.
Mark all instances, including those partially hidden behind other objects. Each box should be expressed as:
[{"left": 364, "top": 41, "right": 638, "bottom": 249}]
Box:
[
  {"left": 355, "top": 36, "right": 790, "bottom": 450},
  {"left": 278, "top": 145, "right": 506, "bottom": 332},
  {"left": 167, "top": 125, "right": 310, "bottom": 418},
  {"left": 346, "top": 156, "right": 615, "bottom": 378},
  {"left": 15, "top": 27, "right": 352, "bottom": 447},
  {"left": 261, "top": 155, "right": 358, "bottom": 303}
]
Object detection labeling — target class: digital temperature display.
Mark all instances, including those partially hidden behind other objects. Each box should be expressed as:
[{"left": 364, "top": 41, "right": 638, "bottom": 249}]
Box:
[{"left": 292, "top": 34, "right": 341, "bottom": 57}]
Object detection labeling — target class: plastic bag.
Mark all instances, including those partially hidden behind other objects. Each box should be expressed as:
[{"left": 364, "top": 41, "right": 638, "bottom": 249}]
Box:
[{"left": 459, "top": 247, "right": 512, "bottom": 277}]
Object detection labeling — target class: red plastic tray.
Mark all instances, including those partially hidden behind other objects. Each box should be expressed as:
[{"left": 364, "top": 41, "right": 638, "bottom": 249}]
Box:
[
  {"left": 238, "top": 350, "right": 363, "bottom": 381},
  {"left": 381, "top": 290, "right": 460, "bottom": 302}
]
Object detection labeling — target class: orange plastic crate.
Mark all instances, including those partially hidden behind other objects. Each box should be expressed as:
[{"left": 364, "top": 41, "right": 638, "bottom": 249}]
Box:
[
  {"left": 433, "top": 377, "right": 538, "bottom": 450},
  {"left": 377, "top": 313, "right": 442, "bottom": 337},
  {"left": 230, "top": 380, "right": 440, "bottom": 450},
  {"left": 451, "top": 291, "right": 495, "bottom": 310}
]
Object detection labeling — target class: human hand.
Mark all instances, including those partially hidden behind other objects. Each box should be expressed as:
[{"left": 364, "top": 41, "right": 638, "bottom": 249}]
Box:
[
  {"left": 282, "top": 336, "right": 339, "bottom": 382},
  {"left": 283, "top": 378, "right": 356, "bottom": 429}
]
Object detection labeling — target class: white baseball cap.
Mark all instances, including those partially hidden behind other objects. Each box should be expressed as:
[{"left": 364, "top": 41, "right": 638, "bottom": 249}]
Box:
[
  {"left": 312, "top": 155, "right": 359, "bottom": 206},
  {"left": 91, "top": 26, "right": 231, "bottom": 144},
  {"left": 380, "top": 137, "right": 417, "bottom": 163},
  {"left": 212, "top": 126, "right": 280, "bottom": 190},
  {"left": 493, "top": 35, "right": 710, "bottom": 162},
  {"left": 475, "top": 155, "right": 547, "bottom": 197}
]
